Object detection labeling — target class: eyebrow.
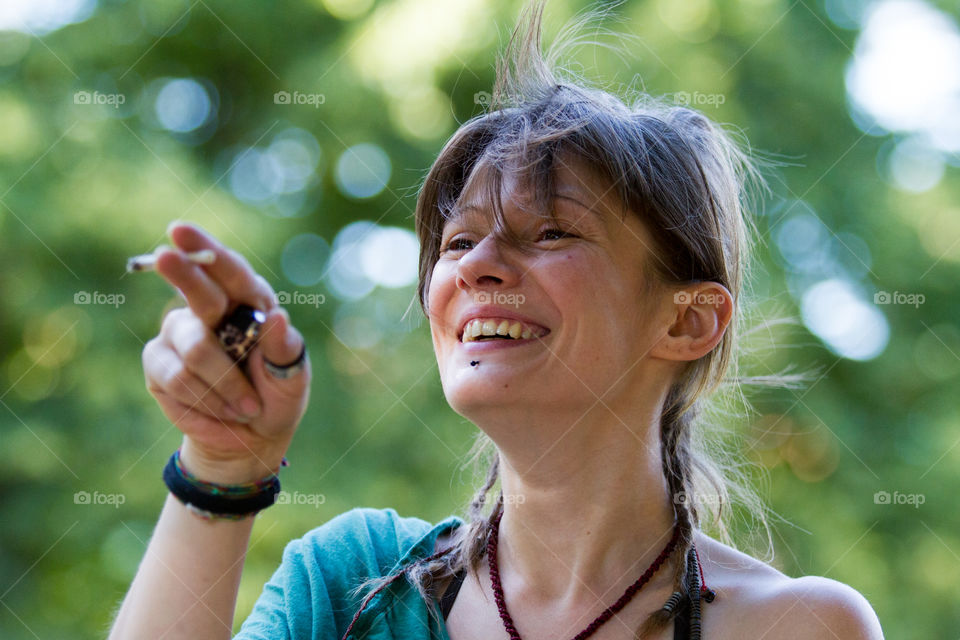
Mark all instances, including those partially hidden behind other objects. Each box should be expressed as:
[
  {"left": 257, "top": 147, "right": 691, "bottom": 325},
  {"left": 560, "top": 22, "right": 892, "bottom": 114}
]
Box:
[
  {"left": 450, "top": 191, "right": 604, "bottom": 221},
  {"left": 554, "top": 192, "right": 603, "bottom": 217}
]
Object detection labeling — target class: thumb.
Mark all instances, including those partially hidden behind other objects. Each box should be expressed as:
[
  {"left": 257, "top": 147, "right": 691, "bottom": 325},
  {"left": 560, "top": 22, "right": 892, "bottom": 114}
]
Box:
[{"left": 248, "top": 307, "right": 309, "bottom": 393}]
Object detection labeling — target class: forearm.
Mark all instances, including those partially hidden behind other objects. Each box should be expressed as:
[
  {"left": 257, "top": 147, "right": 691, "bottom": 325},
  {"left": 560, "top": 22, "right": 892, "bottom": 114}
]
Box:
[
  {"left": 108, "top": 492, "right": 256, "bottom": 640},
  {"left": 107, "top": 438, "right": 288, "bottom": 640}
]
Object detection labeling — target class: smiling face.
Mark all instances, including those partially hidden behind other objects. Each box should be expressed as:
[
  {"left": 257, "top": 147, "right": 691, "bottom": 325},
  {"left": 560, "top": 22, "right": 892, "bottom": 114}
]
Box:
[{"left": 426, "top": 152, "right": 682, "bottom": 427}]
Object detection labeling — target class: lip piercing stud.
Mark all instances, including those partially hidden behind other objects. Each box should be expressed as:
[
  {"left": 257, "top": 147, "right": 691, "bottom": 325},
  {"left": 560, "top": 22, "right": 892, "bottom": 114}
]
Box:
[{"left": 470, "top": 360, "right": 479, "bottom": 367}]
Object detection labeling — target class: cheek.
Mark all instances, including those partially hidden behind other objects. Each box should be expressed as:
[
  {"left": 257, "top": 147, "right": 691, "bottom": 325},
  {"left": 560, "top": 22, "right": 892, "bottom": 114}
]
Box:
[
  {"left": 548, "top": 250, "right": 625, "bottom": 310},
  {"left": 428, "top": 262, "right": 452, "bottom": 302},
  {"left": 427, "top": 262, "right": 458, "bottom": 334},
  {"left": 548, "top": 252, "right": 639, "bottom": 346}
]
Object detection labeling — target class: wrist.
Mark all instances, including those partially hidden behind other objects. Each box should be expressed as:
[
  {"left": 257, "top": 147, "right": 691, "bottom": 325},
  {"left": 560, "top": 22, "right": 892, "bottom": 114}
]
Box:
[
  {"left": 163, "top": 449, "right": 282, "bottom": 521},
  {"left": 179, "top": 438, "right": 288, "bottom": 484}
]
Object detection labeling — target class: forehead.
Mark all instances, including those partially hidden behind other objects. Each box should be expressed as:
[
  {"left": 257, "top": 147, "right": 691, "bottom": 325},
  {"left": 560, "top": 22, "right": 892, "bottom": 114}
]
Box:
[{"left": 450, "top": 152, "right": 618, "bottom": 221}]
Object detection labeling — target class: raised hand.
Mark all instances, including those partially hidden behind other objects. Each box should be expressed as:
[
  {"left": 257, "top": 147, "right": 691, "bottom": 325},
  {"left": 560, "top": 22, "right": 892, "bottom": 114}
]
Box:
[{"left": 141, "top": 222, "right": 311, "bottom": 482}]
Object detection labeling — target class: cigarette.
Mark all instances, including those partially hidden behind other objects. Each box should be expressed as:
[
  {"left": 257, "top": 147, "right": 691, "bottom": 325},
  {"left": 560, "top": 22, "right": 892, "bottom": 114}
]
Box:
[{"left": 126, "top": 245, "right": 217, "bottom": 272}]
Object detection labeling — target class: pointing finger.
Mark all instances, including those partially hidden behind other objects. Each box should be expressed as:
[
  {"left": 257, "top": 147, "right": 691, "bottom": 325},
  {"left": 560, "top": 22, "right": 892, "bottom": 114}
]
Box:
[
  {"left": 154, "top": 249, "right": 230, "bottom": 328},
  {"left": 166, "top": 221, "right": 277, "bottom": 314}
]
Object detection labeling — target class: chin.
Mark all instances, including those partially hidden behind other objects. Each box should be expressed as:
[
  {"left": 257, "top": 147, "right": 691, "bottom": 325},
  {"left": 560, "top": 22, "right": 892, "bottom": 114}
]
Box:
[{"left": 443, "top": 367, "right": 527, "bottom": 415}]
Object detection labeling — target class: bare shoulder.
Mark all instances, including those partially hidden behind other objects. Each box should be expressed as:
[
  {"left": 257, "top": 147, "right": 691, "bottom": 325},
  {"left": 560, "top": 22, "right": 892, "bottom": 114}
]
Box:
[
  {"left": 771, "top": 575, "right": 885, "bottom": 639},
  {"left": 693, "top": 531, "right": 884, "bottom": 640}
]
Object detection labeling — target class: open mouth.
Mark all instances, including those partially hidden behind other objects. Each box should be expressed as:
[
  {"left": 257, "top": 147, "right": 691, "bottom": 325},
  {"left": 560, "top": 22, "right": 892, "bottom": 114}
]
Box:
[{"left": 459, "top": 318, "right": 549, "bottom": 343}]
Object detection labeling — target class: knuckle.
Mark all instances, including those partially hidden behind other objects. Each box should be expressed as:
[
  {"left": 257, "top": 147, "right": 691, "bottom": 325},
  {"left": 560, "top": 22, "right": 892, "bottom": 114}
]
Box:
[
  {"left": 142, "top": 337, "right": 157, "bottom": 362},
  {"left": 168, "top": 373, "right": 194, "bottom": 400},
  {"left": 219, "top": 371, "right": 251, "bottom": 402},
  {"left": 181, "top": 343, "right": 210, "bottom": 371},
  {"left": 146, "top": 377, "right": 163, "bottom": 395},
  {"left": 143, "top": 340, "right": 170, "bottom": 386},
  {"left": 199, "top": 305, "right": 226, "bottom": 329},
  {"left": 226, "top": 248, "right": 249, "bottom": 268},
  {"left": 206, "top": 293, "right": 230, "bottom": 322},
  {"left": 159, "top": 308, "right": 181, "bottom": 334},
  {"left": 253, "top": 273, "right": 273, "bottom": 294},
  {"left": 285, "top": 323, "right": 304, "bottom": 344},
  {"left": 160, "top": 306, "right": 193, "bottom": 336},
  {"left": 254, "top": 275, "right": 276, "bottom": 307},
  {"left": 224, "top": 270, "right": 249, "bottom": 297}
]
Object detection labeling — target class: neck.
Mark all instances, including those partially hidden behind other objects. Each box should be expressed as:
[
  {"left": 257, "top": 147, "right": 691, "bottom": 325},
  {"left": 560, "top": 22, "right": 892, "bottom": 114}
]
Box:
[{"left": 484, "top": 401, "right": 681, "bottom": 609}]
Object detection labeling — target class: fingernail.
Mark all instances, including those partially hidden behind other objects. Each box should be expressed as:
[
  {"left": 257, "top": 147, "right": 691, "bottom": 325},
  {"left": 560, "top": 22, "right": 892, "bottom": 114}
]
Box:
[
  {"left": 224, "top": 405, "right": 250, "bottom": 423},
  {"left": 239, "top": 397, "right": 261, "bottom": 418}
]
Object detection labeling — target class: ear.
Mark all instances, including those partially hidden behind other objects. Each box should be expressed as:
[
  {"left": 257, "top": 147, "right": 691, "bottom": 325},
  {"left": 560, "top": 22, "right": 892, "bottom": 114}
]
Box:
[{"left": 650, "top": 282, "right": 733, "bottom": 362}]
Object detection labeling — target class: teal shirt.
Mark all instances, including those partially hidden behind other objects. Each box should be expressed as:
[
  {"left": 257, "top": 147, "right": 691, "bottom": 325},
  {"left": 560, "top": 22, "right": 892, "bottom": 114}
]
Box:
[{"left": 234, "top": 507, "right": 465, "bottom": 640}]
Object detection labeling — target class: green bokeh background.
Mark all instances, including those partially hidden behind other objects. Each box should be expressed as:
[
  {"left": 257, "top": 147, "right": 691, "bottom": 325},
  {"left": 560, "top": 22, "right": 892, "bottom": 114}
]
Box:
[{"left": 1, "top": 0, "right": 958, "bottom": 637}]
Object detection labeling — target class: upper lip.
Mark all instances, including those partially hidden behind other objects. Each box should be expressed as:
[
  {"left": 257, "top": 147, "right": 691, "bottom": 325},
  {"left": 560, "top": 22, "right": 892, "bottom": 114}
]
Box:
[{"left": 456, "top": 305, "right": 550, "bottom": 340}]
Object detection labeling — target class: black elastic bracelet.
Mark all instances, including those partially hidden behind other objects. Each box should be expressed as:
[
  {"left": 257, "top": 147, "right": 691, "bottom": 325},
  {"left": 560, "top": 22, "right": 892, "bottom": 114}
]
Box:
[{"left": 162, "top": 451, "right": 281, "bottom": 519}]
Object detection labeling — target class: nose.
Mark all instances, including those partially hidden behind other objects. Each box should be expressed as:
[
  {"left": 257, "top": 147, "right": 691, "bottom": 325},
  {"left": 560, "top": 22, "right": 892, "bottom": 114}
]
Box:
[{"left": 455, "top": 233, "right": 521, "bottom": 294}]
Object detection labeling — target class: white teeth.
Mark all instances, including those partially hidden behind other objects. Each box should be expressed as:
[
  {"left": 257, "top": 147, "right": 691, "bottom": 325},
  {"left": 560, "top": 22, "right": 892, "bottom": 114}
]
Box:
[{"left": 461, "top": 318, "right": 541, "bottom": 343}]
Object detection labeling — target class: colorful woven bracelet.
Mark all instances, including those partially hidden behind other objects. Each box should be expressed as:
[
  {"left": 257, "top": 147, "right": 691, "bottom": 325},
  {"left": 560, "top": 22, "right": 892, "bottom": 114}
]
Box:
[
  {"left": 173, "top": 448, "right": 287, "bottom": 496},
  {"left": 163, "top": 449, "right": 288, "bottom": 521}
]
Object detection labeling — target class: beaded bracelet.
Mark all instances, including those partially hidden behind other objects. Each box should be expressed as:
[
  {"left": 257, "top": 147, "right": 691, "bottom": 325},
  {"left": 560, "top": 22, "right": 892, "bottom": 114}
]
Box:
[{"left": 163, "top": 448, "right": 289, "bottom": 522}]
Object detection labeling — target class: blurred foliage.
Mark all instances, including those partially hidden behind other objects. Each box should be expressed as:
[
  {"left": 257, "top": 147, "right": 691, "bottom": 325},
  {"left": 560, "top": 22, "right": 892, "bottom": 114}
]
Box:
[{"left": 0, "top": 0, "right": 958, "bottom": 638}]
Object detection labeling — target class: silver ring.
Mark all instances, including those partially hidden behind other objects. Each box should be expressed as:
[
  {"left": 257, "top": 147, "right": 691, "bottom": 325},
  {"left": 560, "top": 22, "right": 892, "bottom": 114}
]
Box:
[{"left": 263, "top": 344, "right": 307, "bottom": 379}]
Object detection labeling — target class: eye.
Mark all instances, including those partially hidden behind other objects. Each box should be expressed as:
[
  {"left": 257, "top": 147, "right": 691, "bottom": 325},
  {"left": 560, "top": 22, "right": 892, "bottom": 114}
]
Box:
[
  {"left": 538, "top": 228, "right": 577, "bottom": 241},
  {"left": 440, "top": 236, "right": 474, "bottom": 254}
]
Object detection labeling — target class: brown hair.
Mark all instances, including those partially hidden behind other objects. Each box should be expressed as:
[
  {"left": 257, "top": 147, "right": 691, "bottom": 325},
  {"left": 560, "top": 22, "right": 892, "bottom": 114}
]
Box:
[{"left": 345, "top": 1, "right": 806, "bottom": 638}]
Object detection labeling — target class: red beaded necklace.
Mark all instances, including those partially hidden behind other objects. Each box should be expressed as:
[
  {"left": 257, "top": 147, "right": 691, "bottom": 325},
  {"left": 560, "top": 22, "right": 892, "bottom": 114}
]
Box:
[{"left": 485, "top": 508, "right": 681, "bottom": 640}]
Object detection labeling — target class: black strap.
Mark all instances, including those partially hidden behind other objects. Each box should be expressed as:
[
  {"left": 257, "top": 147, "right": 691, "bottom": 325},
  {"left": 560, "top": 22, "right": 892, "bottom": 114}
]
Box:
[
  {"left": 440, "top": 568, "right": 467, "bottom": 619},
  {"left": 673, "top": 594, "right": 691, "bottom": 640},
  {"left": 162, "top": 451, "right": 280, "bottom": 516}
]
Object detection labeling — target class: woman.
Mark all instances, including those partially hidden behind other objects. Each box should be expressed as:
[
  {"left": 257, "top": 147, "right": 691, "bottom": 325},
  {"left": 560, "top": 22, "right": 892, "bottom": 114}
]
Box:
[{"left": 108, "top": 2, "right": 884, "bottom": 639}]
